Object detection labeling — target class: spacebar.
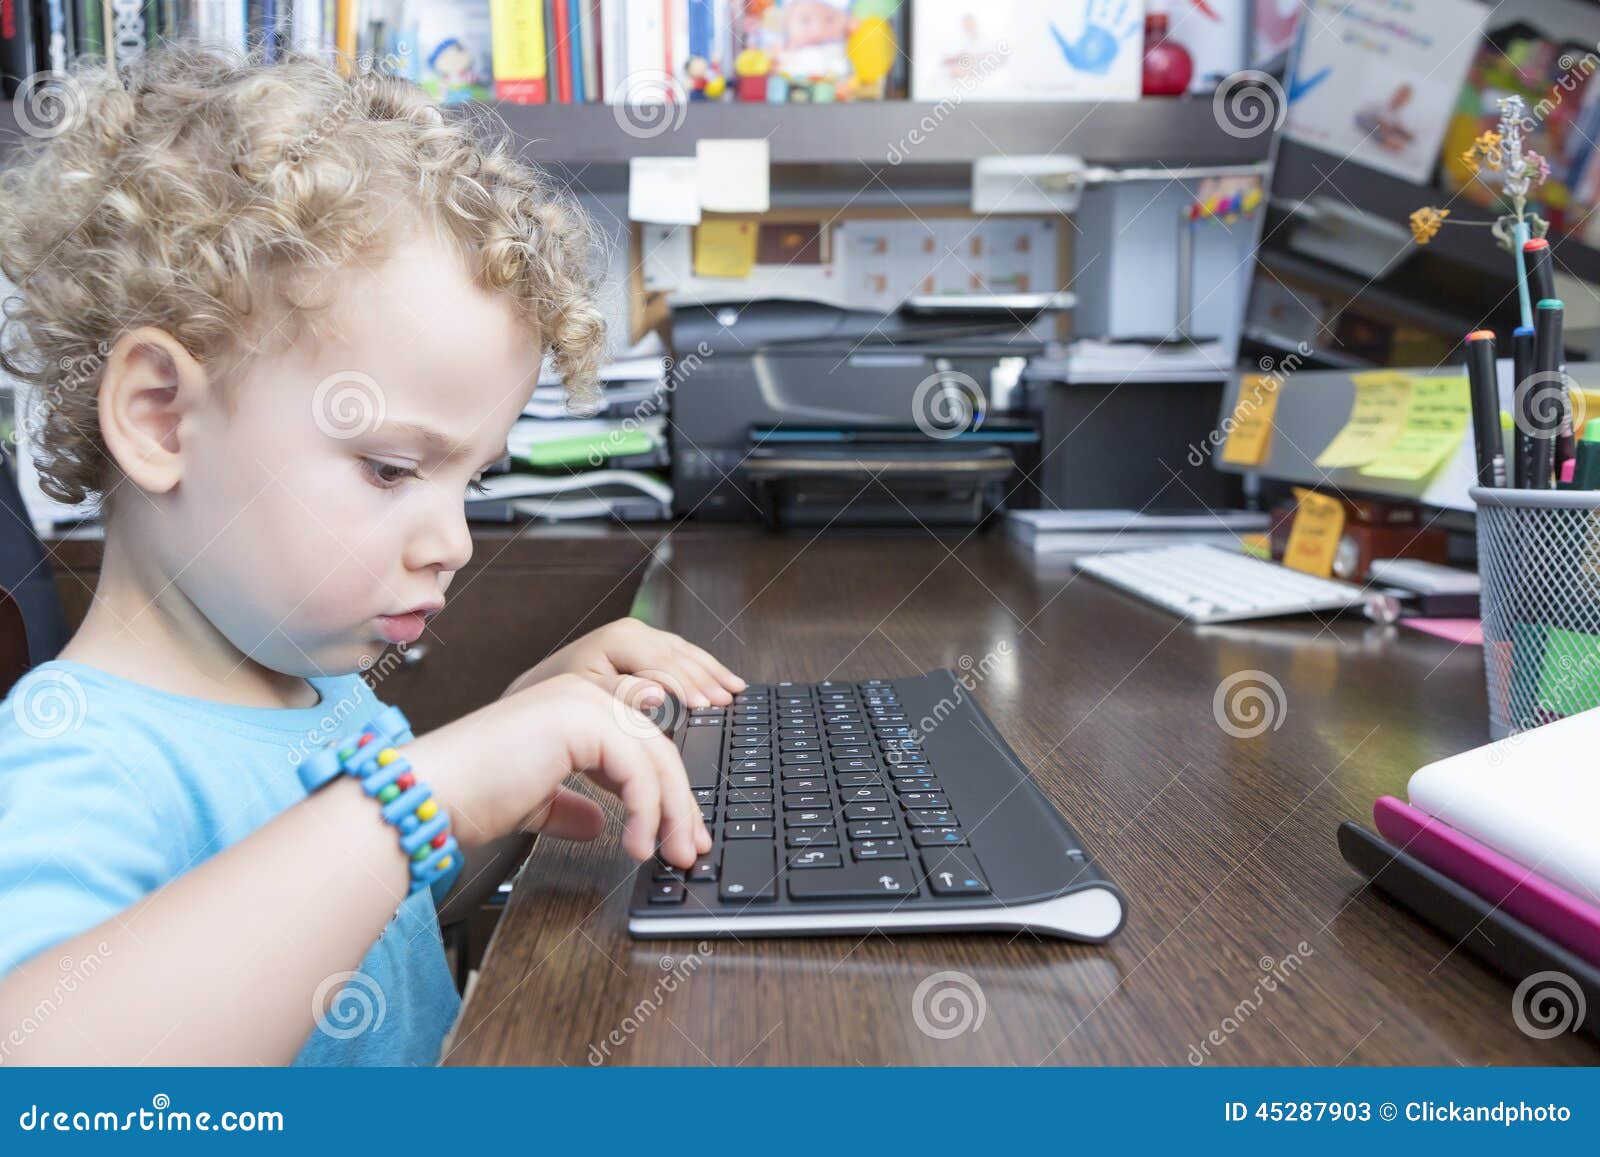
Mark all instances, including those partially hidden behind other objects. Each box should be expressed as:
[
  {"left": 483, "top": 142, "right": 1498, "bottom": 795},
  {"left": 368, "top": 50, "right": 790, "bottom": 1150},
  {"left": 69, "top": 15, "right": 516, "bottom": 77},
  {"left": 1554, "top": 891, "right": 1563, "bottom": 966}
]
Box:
[
  {"left": 679, "top": 725, "right": 722, "bottom": 790},
  {"left": 787, "top": 862, "right": 918, "bottom": 900}
]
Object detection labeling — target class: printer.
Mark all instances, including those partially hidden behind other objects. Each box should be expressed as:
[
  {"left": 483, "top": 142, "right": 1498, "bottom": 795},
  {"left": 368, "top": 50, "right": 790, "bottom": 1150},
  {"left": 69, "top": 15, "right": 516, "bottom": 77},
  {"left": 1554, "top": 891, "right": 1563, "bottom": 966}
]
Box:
[{"left": 668, "top": 297, "right": 1056, "bottom": 526}]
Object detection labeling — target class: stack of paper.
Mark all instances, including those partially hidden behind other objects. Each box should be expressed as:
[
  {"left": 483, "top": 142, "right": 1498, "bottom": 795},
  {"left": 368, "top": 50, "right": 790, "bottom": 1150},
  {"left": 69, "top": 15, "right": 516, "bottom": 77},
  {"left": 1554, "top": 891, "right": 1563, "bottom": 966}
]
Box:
[
  {"left": 470, "top": 333, "right": 674, "bottom": 524},
  {"left": 1005, "top": 508, "right": 1270, "bottom": 556}
]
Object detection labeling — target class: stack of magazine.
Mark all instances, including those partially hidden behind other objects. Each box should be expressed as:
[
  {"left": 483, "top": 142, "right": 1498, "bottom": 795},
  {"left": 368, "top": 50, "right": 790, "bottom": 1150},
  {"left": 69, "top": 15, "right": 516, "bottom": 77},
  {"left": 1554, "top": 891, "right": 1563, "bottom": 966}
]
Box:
[
  {"left": 1005, "top": 508, "right": 1270, "bottom": 556},
  {"left": 467, "top": 333, "right": 674, "bottom": 524}
]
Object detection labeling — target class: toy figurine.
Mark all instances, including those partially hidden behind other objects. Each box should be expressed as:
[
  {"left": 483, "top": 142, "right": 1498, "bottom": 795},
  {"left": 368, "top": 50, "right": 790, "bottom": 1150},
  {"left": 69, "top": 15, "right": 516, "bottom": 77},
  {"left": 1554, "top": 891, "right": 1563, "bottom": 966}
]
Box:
[{"left": 735, "top": 47, "right": 772, "bottom": 101}]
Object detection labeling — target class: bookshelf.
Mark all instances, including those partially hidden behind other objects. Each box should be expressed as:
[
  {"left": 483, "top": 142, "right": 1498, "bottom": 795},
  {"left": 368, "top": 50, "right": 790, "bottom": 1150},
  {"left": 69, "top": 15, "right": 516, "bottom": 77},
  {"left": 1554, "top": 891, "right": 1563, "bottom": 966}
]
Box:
[{"left": 0, "top": 97, "right": 1272, "bottom": 169}]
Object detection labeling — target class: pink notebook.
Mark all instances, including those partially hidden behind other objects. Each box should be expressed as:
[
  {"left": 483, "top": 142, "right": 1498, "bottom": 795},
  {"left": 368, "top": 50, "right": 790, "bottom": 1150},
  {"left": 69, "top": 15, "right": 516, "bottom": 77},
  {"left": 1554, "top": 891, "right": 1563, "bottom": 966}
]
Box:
[{"left": 1374, "top": 796, "right": 1600, "bottom": 968}]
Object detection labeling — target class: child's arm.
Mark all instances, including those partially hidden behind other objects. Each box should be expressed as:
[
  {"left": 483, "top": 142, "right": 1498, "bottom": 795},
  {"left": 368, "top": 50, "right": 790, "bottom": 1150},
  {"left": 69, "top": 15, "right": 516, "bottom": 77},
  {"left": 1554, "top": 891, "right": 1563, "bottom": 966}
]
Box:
[{"left": 0, "top": 675, "right": 706, "bottom": 1065}]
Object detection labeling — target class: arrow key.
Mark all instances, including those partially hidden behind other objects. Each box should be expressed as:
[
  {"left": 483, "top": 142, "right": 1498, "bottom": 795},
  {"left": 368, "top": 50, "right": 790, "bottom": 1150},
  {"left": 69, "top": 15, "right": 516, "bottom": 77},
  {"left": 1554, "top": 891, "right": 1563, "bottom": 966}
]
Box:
[{"left": 921, "top": 849, "right": 990, "bottom": 896}]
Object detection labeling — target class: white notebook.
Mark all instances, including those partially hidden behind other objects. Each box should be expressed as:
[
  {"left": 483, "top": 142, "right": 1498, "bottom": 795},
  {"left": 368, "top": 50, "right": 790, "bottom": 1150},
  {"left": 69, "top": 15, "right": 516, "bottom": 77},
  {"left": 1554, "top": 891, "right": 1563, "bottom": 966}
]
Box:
[{"left": 1407, "top": 709, "right": 1600, "bottom": 901}]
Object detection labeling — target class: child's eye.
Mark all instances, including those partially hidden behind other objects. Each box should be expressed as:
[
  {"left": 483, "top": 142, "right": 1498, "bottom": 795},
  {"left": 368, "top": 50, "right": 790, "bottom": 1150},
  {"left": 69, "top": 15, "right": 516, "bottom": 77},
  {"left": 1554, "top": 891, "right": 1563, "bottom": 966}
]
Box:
[
  {"left": 361, "top": 458, "right": 419, "bottom": 489},
  {"left": 467, "top": 477, "right": 489, "bottom": 496}
]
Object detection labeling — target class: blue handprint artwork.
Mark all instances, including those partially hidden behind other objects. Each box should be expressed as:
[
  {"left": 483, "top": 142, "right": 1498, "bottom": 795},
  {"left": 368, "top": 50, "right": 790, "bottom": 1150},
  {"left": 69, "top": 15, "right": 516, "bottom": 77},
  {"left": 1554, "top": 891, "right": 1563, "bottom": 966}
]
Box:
[{"left": 1050, "top": 0, "right": 1139, "bottom": 77}]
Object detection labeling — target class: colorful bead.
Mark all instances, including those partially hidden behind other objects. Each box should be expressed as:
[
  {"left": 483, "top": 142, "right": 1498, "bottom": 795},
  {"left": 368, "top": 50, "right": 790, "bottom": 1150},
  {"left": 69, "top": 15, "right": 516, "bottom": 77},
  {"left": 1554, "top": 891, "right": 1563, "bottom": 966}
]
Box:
[
  {"left": 431, "top": 832, "right": 448, "bottom": 849},
  {"left": 376, "top": 748, "right": 399, "bottom": 767},
  {"left": 436, "top": 856, "right": 452, "bottom": 871},
  {"left": 396, "top": 772, "right": 416, "bottom": 790},
  {"left": 412, "top": 844, "right": 431, "bottom": 862},
  {"left": 378, "top": 783, "right": 400, "bottom": 804},
  {"left": 416, "top": 799, "right": 438, "bottom": 822},
  {"left": 338, "top": 744, "right": 356, "bottom": 762},
  {"left": 357, "top": 732, "right": 375, "bottom": 748}
]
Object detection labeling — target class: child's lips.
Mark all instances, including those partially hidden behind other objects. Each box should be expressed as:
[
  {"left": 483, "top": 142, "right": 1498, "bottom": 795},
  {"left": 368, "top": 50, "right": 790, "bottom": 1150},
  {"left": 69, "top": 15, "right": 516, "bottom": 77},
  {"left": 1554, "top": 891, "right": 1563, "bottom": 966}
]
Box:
[{"left": 376, "top": 607, "right": 439, "bottom": 645}]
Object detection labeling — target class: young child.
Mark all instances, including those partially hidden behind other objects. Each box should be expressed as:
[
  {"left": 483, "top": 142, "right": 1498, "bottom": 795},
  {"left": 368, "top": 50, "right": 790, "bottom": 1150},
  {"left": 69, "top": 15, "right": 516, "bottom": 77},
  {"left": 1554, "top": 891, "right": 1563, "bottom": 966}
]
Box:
[{"left": 0, "top": 45, "right": 739, "bottom": 1065}]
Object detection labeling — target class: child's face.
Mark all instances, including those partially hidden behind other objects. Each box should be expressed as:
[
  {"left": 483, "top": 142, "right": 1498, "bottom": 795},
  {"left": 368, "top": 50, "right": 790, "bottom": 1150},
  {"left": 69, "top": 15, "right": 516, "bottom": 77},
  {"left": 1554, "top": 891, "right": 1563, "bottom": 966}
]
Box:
[{"left": 158, "top": 229, "right": 540, "bottom": 676}]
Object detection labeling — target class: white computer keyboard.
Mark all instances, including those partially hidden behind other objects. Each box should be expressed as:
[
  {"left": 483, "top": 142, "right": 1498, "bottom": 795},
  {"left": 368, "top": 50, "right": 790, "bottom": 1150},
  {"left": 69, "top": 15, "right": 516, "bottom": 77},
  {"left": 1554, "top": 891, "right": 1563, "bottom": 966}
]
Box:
[{"left": 1073, "top": 544, "right": 1368, "bottom": 623}]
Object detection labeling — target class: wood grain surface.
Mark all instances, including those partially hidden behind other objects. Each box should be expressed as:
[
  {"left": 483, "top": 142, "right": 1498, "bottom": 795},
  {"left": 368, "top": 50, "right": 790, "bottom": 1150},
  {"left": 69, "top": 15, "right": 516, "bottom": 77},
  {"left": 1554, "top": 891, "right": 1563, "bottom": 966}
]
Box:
[{"left": 443, "top": 526, "right": 1598, "bottom": 1066}]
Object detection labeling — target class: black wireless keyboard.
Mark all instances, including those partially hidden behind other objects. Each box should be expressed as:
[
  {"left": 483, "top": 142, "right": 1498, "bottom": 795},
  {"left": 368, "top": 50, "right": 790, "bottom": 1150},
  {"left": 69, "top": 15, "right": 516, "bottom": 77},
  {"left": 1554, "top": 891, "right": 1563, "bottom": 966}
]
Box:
[{"left": 628, "top": 670, "right": 1127, "bottom": 941}]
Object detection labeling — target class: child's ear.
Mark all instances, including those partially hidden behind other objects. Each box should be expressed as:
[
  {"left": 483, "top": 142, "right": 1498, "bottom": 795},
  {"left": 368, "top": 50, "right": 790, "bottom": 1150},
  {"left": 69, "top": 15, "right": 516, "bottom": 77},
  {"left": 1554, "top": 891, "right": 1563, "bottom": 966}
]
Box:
[{"left": 98, "top": 327, "right": 211, "bottom": 495}]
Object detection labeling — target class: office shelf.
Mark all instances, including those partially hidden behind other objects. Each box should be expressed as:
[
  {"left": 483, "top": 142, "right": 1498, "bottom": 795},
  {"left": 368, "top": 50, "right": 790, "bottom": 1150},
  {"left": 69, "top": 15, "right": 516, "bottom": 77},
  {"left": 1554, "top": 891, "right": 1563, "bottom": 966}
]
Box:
[
  {"left": 1274, "top": 137, "right": 1600, "bottom": 287},
  {"left": 0, "top": 96, "right": 1271, "bottom": 168}
]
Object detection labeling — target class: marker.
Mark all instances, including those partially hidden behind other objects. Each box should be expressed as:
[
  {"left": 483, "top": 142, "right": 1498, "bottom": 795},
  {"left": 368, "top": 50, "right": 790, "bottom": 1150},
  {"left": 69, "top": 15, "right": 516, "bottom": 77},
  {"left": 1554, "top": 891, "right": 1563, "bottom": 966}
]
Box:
[
  {"left": 1575, "top": 419, "right": 1600, "bottom": 490},
  {"left": 1464, "top": 330, "right": 1506, "bottom": 486},
  {"left": 1529, "top": 299, "right": 1565, "bottom": 489},
  {"left": 1511, "top": 324, "right": 1535, "bottom": 487},
  {"left": 1524, "top": 237, "right": 1555, "bottom": 305}
]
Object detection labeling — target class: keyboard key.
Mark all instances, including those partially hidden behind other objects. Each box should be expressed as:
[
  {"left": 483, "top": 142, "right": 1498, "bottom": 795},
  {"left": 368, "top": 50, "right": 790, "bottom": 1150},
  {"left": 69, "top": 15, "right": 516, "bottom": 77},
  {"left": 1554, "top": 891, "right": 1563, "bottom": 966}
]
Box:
[
  {"left": 835, "top": 773, "right": 884, "bottom": 788},
  {"left": 694, "top": 788, "right": 718, "bottom": 804},
  {"left": 911, "top": 827, "right": 967, "bottom": 847},
  {"left": 782, "top": 777, "right": 827, "bottom": 794},
  {"left": 831, "top": 746, "right": 875, "bottom": 760},
  {"left": 780, "top": 751, "right": 824, "bottom": 766},
  {"left": 780, "top": 739, "right": 820, "bottom": 752},
  {"left": 921, "top": 849, "right": 990, "bottom": 895},
  {"left": 680, "top": 725, "right": 722, "bottom": 790},
  {"left": 726, "top": 803, "right": 773, "bottom": 821},
  {"left": 906, "top": 809, "right": 957, "bottom": 827},
  {"left": 720, "top": 843, "right": 776, "bottom": 902},
  {"left": 726, "top": 788, "right": 773, "bottom": 804},
  {"left": 893, "top": 778, "right": 940, "bottom": 794},
  {"left": 652, "top": 861, "right": 684, "bottom": 881},
  {"left": 649, "top": 881, "right": 686, "bottom": 904},
  {"left": 899, "top": 793, "right": 948, "bottom": 809},
  {"left": 852, "top": 839, "right": 906, "bottom": 861},
  {"left": 786, "top": 827, "right": 838, "bottom": 848},
  {"left": 835, "top": 759, "right": 880, "bottom": 774},
  {"left": 730, "top": 759, "right": 771, "bottom": 774},
  {"left": 690, "top": 856, "right": 718, "bottom": 882},
  {"left": 725, "top": 821, "right": 774, "bottom": 840},
  {"left": 789, "top": 849, "right": 843, "bottom": 870},
  {"left": 847, "top": 821, "right": 899, "bottom": 840},
  {"left": 783, "top": 793, "right": 830, "bottom": 810},
  {"left": 699, "top": 805, "right": 715, "bottom": 823},
  {"left": 728, "top": 773, "right": 772, "bottom": 789},
  {"left": 784, "top": 809, "right": 833, "bottom": 827},
  {"left": 787, "top": 862, "right": 917, "bottom": 901},
  {"left": 841, "top": 786, "right": 888, "bottom": 803},
  {"left": 843, "top": 801, "right": 892, "bottom": 821}
]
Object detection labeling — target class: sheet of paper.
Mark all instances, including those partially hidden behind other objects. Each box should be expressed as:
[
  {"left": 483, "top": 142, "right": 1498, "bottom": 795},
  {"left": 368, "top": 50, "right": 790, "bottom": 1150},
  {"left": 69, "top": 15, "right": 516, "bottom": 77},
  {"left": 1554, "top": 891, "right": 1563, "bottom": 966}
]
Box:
[
  {"left": 693, "top": 220, "right": 758, "bottom": 279},
  {"left": 1221, "top": 374, "right": 1281, "bottom": 466},
  {"left": 1314, "top": 372, "right": 1412, "bottom": 468},
  {"left": 628, "top": 157, "right": 701, "bottom": 225},
  {"left": 697, "top": 138, "right": 770, "bottom": 213},
  {"left": 1359, "top": 376, "right": 1472, "bottom": 481},
  {"left": 1283, "top": 487, "right": 1346, "bottom": 579},
  {"left": 641, "top": 224, "right": 690, "bottom": 292}
]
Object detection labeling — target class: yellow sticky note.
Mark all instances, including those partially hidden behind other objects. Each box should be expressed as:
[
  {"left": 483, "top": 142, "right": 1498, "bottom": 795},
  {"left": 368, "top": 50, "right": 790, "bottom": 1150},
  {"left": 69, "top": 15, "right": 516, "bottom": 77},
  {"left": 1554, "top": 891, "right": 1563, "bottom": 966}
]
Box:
[
  {"left": 1314, "top": 372, "right": 1412, "bottom": 468},
  {"left": 1283, "top": 488, "right": 1345, "bottom": 579},
  {"left": 1359, "top": 376, "right": 1472, "bottom": 481},
  {"left": 693, "top": 220, "right": 757, "bottom": 279},
  {"left": 1221, "top": 374, "right": 1281, "bottom": 466}
]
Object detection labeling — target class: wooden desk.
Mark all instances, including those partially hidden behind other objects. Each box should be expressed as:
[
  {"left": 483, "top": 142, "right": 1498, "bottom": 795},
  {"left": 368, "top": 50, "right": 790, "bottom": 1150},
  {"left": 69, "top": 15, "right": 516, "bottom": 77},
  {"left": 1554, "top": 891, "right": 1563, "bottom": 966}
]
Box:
[{"left": 444, "top": 526, "right": 1597, "bottom": 1066}]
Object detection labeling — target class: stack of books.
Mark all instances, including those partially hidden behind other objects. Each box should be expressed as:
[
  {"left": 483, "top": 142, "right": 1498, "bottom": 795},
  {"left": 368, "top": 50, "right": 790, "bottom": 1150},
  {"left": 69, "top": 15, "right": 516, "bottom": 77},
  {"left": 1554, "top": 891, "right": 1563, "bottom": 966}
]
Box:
[{"left": 467, "top": 331, "right": 674, "bottom": 524}]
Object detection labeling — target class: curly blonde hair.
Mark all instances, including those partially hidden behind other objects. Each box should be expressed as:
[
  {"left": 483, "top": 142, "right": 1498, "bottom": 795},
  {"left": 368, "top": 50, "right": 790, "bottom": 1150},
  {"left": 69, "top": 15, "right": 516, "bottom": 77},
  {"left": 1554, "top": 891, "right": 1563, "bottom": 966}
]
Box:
[{"left": 0, "top": 42, "right": 606, "bottom": 505}]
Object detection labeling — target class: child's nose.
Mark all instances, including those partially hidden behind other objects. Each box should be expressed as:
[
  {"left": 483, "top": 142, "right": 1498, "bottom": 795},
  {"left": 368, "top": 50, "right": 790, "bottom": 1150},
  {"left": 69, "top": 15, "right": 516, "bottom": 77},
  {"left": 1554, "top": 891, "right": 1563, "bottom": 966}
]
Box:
[{"left": 404, "top": 502, "right": 473, "bottom": 575}]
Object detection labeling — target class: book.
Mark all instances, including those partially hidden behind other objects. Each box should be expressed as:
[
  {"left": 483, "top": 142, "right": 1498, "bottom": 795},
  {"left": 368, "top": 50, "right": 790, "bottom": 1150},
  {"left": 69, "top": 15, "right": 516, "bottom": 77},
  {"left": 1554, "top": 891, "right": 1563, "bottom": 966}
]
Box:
[
  {"left": 417, "top": 0, "right": 492, "bottom": 102},
  {"left": 550, "top": 0, "right": 571, "bottom": 100},
  {"left": 0, "top": 0, "right": 36, "bottom": 111},
  {"left": 910, "top": 0, "right": 1145, "bottom": 103},
  {"left": 489, "top": 0, "right": 548, "bottom": 101},
  {"left": 1285, "top": 0, "right": 1487, "bottom": 184}
]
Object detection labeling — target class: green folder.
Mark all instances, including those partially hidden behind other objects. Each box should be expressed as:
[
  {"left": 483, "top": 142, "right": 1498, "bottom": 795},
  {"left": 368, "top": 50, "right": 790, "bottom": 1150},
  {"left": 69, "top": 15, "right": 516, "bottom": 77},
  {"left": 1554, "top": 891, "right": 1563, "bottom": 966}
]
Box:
[{"left": 520, "top": 428, "right": 658, "bottom": 469}]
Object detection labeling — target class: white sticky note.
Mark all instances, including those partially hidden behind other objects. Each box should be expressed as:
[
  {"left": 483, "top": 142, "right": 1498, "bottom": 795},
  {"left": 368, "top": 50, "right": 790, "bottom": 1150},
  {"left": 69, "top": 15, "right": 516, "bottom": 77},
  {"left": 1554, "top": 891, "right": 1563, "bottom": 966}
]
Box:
[
  {"left": 697, "top": 138, "right": 770, "bottom": 213},
  {"left": 628, "top": 157, "right": 702, "bottom": 225}
]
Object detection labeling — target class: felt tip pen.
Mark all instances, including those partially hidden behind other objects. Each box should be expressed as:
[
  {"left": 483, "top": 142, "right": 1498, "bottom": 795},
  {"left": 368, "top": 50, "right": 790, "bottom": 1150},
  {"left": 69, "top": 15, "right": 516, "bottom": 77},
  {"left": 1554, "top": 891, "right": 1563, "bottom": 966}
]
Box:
[
  {"left": 1511, "top": 324, "right": 1536, "bottom": 488},
  {"left": 1530, "top": 298, "right": 1565, "bottom": 489},
  {"left": 1575, "top": 418, "right": 1600, "bottom": 490},
  {"left": 1464, "top": 330, "right": 1506, "bottom": 487},
  {"left": 1524, "top": 237, "right": 1555, "bottom": 305}
]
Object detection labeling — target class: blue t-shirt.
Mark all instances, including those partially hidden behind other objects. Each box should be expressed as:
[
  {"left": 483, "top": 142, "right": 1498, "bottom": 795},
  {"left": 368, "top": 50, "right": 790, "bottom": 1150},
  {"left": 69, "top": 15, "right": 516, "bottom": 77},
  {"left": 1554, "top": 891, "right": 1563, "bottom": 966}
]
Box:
[{"left": 0, "top": 660, "right": 461, "bottom": 1066}]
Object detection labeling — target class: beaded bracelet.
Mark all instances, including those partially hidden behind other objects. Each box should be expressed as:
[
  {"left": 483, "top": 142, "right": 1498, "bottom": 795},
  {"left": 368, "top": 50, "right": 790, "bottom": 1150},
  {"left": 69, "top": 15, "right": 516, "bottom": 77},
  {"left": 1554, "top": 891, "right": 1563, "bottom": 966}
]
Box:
[{"left": 299, "top": 705, "right": 464, "bottom": 903}]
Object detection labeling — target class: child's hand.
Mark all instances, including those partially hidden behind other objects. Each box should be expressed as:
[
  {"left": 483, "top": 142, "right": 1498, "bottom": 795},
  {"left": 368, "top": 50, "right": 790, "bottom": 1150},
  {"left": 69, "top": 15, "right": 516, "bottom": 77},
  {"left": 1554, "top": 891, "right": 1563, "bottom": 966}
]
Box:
[
  {"left": 506, "top": 618, "right": 746, "bottom": 710},
  {"left": 409, "top": 674, "right": 713, "bottom": 868}
]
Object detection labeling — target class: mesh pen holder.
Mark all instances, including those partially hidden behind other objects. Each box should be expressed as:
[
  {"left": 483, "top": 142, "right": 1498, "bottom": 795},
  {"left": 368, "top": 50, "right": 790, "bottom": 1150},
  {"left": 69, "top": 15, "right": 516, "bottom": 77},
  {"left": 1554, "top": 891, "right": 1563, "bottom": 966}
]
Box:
[{"left": 1472, "top": 486, "right": 1600, "bottom": 738}]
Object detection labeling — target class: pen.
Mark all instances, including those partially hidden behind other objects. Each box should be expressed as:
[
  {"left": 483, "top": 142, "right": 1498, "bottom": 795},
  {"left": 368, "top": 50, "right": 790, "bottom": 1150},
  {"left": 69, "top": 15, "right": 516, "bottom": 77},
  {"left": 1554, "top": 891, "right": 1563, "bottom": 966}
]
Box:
[
  {"left": 1530, "top": 298, "right": 1565, "bottom": 489},
  {"left": 1511, "top": 324, "right": 1535, "bottom": 488},
  {"left": 1464, "top": 330, "right": 1506, "bottom": 486}
]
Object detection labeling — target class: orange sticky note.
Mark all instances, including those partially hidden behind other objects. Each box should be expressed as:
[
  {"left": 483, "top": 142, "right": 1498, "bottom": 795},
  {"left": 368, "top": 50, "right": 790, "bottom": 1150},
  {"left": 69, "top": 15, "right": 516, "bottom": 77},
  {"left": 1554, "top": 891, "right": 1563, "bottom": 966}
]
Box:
[
  {"left": 1283, "top": 488, "right": 1345, "bottom": 579},
  {"left": 1221, "top": 374, "right": 1281, "bottom": 466}
]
